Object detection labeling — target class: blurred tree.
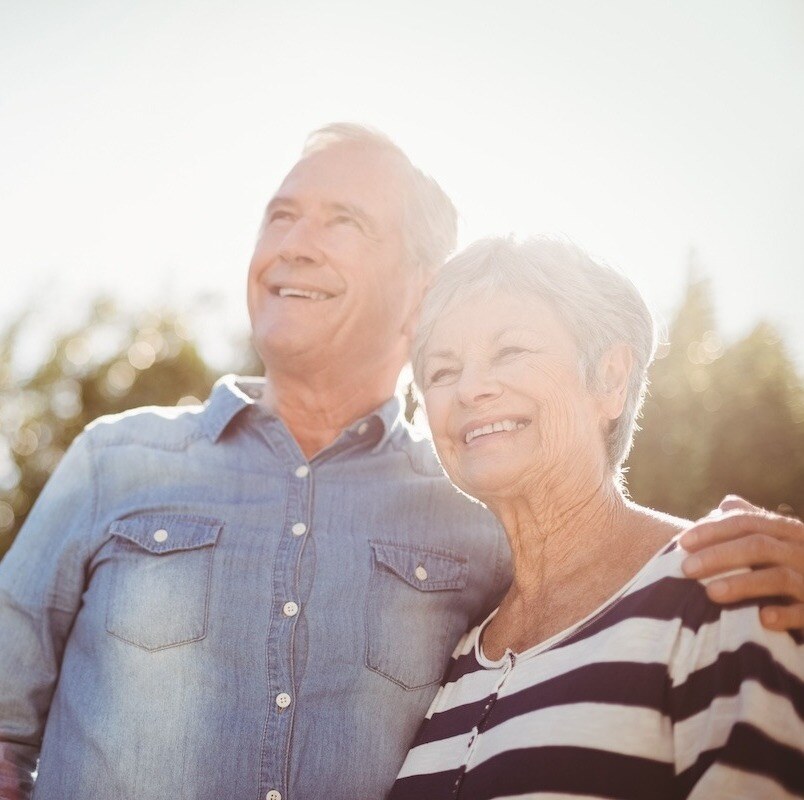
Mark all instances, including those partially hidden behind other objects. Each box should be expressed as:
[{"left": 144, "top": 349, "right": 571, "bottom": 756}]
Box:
[
  {"left": 704, "top": 323, "right": 804, "bottom": 514},
  {"left": 1, "top": 275, "right": 802, "bottom": 562},
  {"left": 626, "top": 262, "right": 803, "bottom": 519},
  {"left": 0, "top": 299, "right": 219, "bottom": 559}
]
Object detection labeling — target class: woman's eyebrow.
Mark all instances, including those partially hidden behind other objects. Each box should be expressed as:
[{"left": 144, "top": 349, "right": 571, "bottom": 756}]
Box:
[{"left": 425, "top": 348, "right": 459, "bottom": 362}]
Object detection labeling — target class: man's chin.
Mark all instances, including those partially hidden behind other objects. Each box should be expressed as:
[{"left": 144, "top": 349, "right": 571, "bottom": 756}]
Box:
[{"left": 255, "top": 331, "right": 335, "bottom": 368}]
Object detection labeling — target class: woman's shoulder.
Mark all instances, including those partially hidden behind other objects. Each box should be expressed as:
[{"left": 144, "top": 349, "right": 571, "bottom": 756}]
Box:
[
  {"left": 613, "top": 529, "right": 708, "bottom": 621},
  {"left": 624, "top": 530, "right": 803, "bottom": 685}
]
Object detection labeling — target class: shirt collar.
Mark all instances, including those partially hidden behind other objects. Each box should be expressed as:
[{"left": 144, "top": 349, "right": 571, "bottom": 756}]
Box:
[
  {"left": 200, "top": 374, "right": 407, "bottom": 449},
  {"left": 350, "top": 392, "right": 406, "bottom": 454},
  {"left": 199, "top": 375, "right": 260, "bottom": 442}
]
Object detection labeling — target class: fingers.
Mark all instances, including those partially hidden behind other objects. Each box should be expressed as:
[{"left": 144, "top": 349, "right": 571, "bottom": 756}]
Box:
[
  {"left": 717, "top": 495, "right": 757, "bottom": 513},
  {"left": 680, "top": 510, "right": 804, "bottom": 552},
  {"left": 760, "top": 603, "right": 804, "bottom": 632},
  {"left": 682, "top": 534, "right": 804, "bottom": 579},
  {"left": 700, "top": 565, "right": 804, "bottom": 606}
]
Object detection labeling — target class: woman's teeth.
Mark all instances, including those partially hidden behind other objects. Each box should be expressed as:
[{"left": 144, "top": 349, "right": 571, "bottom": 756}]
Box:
[{"left": 464, "top": 419, "right": 528, "bottom": 444}]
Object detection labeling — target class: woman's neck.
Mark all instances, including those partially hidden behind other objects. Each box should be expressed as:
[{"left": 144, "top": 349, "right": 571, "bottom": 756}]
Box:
[
  {"left": 482, "top": 469, "right": 679, "bottom": 659},
  {"left": 491, "top": 473, "right": 628, "bottom": 604}
]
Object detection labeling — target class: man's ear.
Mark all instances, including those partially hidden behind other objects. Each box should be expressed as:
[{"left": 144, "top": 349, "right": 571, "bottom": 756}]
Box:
[
  {"left": 401, "top": 273, "right": 431, "bottom": 341},
  {"left": 597, "top": 343, "right": 633, "bottom": 420}
]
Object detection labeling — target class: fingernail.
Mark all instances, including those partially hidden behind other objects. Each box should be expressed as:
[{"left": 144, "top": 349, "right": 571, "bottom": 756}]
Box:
[
  {"left": 708, "top": 580, "right": 728, "bottom": 598},
  {"left": 683, "top": 555, "right": 702, "bottom": 575},
  {"left": 762, "top": 608, "right": 779, "bottom": 625},
  {"left": 681, "top": 530, "right": 698, "bottom": 548}
]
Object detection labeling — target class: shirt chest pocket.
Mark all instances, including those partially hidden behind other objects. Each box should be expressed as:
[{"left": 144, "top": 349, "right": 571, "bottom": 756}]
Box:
[
  {"left": 105, "top": 514, "right": 222, "bottom": 652},
  {"left": 365, "top": 540, "right": 468, "bottom": 690}
]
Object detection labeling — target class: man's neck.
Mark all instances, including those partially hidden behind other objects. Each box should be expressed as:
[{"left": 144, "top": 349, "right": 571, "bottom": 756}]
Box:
[{"left": 257, "top": 363, "right": 402, "bottom": 459}]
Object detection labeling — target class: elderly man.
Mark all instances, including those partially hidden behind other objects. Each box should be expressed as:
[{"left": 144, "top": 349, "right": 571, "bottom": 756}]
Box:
[{"left": 0, "top": 124, "right": 802, "bottom": 800}]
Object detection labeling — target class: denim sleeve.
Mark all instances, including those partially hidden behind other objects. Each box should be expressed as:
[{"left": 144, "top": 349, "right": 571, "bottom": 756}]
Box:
[{"left": 0, "top": 432, "right": 97, "bottom": 799}]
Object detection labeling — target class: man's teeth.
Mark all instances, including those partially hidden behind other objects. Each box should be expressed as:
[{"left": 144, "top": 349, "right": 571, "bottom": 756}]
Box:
[
  {"left": 278, "top": 287, "right": 330, "bottom": 300},
  {"left": 464, "top": 420, "right": 528, "bottom": 444}
]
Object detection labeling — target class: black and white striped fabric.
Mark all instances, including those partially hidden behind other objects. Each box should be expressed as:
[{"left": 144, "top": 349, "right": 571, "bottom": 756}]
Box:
[{"left": 390, "top": 538, "right": 804, "bottom": 799}]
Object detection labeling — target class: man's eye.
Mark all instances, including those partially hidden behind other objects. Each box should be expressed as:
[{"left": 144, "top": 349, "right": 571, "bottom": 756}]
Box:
[
  {"left": 332, "top": 215, "right": 360, "bottom": 228},
  {"left": 497, "top": 347, "right": 525, "bottom": 359},
  {"left": 269, "top": 210, "right": 294, "bottom": 223}
]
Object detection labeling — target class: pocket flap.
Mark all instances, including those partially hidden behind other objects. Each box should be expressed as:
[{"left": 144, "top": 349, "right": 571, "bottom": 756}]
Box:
[
  {"left": 110, "top": 514, "right": 222, "bottom": 554},
  {"left": 370, "top": 541, "right": 467, "bottom": 591}
]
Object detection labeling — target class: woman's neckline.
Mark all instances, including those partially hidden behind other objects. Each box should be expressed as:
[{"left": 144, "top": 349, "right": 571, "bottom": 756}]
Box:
[{"left": 475, "top": 534, "right": 681, "bottom": 668}]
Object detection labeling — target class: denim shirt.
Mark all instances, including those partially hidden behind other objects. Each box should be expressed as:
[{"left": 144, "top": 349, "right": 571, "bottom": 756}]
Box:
[{"left": 0, "top": 375, "right": 510, "bottom": 800}]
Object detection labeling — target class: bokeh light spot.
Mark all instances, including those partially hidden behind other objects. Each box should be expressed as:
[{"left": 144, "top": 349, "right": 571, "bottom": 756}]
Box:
[
  {"left": 127, "top": 341, "right": 156, "bottom": 370},
  {"left": 106, "top": 361, "right": 136, "bottom": 395},
  {"left": 0, "top": 501, "right": 14, "bottom": 532},
  {"left": 64, "top": 337, "right": 91, "bottom": 366}
]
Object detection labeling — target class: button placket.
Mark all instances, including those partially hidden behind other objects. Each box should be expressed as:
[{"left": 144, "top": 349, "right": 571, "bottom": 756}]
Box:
[{"left": 259, "top": 442, "right": 314, "bottom": 800}]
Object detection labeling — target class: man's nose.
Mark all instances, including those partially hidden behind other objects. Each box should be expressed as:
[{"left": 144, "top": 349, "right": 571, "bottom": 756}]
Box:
[
  {"left": 278, "top": 218, "right": 322, "bottom": 266},
  {"left": 456, "top": 365, "right": 502, "bottom": 406}
]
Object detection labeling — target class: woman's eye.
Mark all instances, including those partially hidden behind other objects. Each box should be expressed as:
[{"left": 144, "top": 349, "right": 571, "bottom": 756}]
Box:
[
  {"left": 497, "top": 347, "right": 525, "bottom": 359},
  {"left": 269, "top": 210, "right": 294, "bottom": 223},
  {"left": 333, "top": 215, "right": 360, "bottom": 229},
  {"left": 427, "top": 368, "right": 457, "bottom": 386}
]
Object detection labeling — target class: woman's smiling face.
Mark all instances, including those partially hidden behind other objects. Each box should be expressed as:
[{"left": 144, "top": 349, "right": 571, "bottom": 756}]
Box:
[{"left": 420, "top": 290, "right": 606, "bottom": 500}]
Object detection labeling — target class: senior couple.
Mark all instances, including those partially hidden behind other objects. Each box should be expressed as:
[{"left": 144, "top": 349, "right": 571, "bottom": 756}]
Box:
[{"left": 0, "top": 124, "right": 802, "bottom": 800}]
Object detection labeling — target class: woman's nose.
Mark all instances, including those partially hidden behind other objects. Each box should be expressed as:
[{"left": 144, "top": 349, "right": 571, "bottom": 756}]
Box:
[{"left": 456, "top": 366, "right": 502, "bottom": 406}]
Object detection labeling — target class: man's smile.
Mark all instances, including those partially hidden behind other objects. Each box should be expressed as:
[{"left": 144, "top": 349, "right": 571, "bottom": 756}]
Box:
[{"left": 274, "top": 286, "right": 334, "bottom": 301}]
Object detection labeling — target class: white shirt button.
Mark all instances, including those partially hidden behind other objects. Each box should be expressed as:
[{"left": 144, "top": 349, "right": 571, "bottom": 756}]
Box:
[
  {"left": 294, "top": 465, "right": 309, "bottom": 478},
  {"left": 291, "top": 522, "right": 307, "bottom": 537},
  {"left": 153, "top": 529, "right": 168, "bottom": 543},
  {"left": 414, "top": 565, "right": 428, "bottom": 581},
  {"left": 357, "top": 422, "right": 369, "bottom": 435},
  {"left": 282, "top": 601, "right": 299, "bottom": 617},
  {"left": 275, "top": 692, "right": 292, "bottom": 709},
  {"left": 266, "top": 791, "right": 282, "bottom": 800}
]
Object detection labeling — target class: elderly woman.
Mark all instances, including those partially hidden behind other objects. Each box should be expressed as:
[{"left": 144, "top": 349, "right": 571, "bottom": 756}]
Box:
[{"left": 390, "top": 237, "right": 803, "bottom": 799}]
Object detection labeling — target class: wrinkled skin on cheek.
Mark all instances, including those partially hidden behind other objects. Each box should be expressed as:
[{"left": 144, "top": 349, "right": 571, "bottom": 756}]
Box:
[{"left": 421, "top": 292, "right": 607, "bottom": 504}]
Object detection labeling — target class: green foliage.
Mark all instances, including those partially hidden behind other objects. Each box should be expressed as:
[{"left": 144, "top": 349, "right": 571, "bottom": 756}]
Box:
[
  {"left": 0, "top": 299, "right": 220, "bottom": 559},
  {"left": 1, "top": 278, "right": 802, "bottom": 561},
  {"left": 626, "top": 275, "right": 804, "bottom": 519}
]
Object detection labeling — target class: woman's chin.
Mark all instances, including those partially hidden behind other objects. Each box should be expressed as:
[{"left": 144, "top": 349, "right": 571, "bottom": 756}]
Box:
[{"left": 453, "top": 464, "right": 525, "bottom": 502}]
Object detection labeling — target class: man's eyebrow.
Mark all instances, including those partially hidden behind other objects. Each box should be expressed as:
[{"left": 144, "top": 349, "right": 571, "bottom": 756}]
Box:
[
  {"left": 324, "top": 202, "right": 379, "bottom": 234},
  {"left": 265, "top": 196, "right": 298, "bottom": 213}
]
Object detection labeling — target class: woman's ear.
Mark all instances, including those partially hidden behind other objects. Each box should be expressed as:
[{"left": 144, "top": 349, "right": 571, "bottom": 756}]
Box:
[{"left": 597, "top": 343, "right": 633, "bottom": 420}]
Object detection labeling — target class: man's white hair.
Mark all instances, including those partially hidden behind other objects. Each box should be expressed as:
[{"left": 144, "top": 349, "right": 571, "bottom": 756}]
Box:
[
  {"left": 412, "top": 236, "right": 657, "bottom": 475},
  {"left": 303, "top": 123, "right": 457, "bottom": 275}
]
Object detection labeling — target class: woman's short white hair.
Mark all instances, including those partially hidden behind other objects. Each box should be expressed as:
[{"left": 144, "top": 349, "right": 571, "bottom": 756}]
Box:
[
  {"left": 412, "top": 236, "right": 657, "bottom": 474},
  {"left": 303, "top": 123, "right": 457, "bottom": 276}
]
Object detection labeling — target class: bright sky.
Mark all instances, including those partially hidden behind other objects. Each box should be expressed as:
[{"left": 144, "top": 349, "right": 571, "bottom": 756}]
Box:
[{"left": 2, "top": 0, "right": 803, "bottom": 369}]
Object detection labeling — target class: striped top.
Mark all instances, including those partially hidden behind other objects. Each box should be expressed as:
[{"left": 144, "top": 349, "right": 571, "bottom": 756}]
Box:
[{"left": 390, "top": 538, "right": 804, "bottom": 800}]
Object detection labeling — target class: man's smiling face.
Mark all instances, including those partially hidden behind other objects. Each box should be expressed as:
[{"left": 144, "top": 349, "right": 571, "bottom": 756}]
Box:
[{"left": 247, "top": 143, "right": 420, "bottom": 376}]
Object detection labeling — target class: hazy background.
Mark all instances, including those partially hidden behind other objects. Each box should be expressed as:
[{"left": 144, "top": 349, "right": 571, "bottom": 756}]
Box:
[
  {"left": 3, "top": 0, "right": 803, "bottom": 368},
  {"left": 2, "top": 1, "right": 803, "bottom": 553}
]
